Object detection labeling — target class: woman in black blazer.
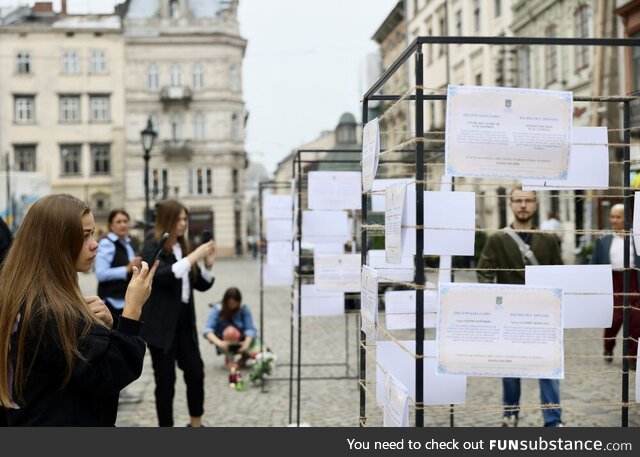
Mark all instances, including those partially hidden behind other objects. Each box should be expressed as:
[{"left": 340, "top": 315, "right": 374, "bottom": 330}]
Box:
[{"left": 141, "top": 200, "right": 216, "bottom": 427}]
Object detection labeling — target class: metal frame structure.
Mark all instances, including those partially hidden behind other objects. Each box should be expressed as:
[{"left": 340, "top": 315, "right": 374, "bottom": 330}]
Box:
[{"left": 360, "top": 35, "right": 640, "bottom": 428}]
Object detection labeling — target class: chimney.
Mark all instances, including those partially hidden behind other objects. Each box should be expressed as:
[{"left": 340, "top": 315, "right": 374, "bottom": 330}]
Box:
[
  {"left": 32, "top": 2, "right": 53, "bottom": 14},
  {"left": 61, "top": 0, "right": 67, "bottom": 15}
]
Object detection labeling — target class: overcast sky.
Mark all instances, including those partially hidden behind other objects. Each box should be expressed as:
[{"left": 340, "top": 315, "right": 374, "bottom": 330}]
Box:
[{"left": 0, "top": 0, "right": 398, "bottom": 174}]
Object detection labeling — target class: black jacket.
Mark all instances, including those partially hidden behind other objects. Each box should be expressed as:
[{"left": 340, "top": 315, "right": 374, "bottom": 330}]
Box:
[
  {"left": 140, "top": 239, "right": 214, "bottom": 352},
  {"left": 6, "top": 316, "right": 145, "bottom": 426}
]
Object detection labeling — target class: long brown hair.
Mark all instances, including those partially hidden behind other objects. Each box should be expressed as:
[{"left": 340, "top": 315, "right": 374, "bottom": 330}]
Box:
[
  {"left": 220, "top": 287, "right": 242, "bottom": 321},
  {"left": 154, "top": 199, "right": 191, "bottom": 256},
  {"left": 0, "top": 194, "right": 102, "bottom": 407}
]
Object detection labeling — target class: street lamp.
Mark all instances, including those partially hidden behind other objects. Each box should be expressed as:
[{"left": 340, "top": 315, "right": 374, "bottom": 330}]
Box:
[{"left": 140, "top": 117, "right": 157, "bottom": 231}]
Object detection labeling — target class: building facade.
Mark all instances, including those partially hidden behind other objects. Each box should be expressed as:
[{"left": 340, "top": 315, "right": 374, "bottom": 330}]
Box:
[
  {"left": 122, "top": 0, "right": 248, "bottom": 256},
  {"left": 0, "top": 3, "right": 125, "bottom": 225}
]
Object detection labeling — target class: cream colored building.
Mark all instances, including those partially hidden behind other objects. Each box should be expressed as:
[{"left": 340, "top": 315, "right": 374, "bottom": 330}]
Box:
[
  {"left": 122, "top": 0, "right": 247, "bottom": 256},
  {"left": 0, "top": 3, "right": 125, "bottom": 224}
]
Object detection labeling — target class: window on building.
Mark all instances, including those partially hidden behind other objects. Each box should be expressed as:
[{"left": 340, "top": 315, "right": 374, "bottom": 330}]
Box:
[
  {"left": 147, "top": 63, "right": 159, "bottom": 90},
  {"left": 16, "top": 52, "right": 31, "bottom": 74},
  {"left": 151, "top": 168, "right": 169, "bottom": 199},
  {"left": 230, "top": 64, "right": 240, "bottom": 91},
  {"left": 473, "top": 0, "right": 481, "bottom": 33},
  {"left": 544, "top": 25, "right": 558, "bottom": 85},
  {"left": 193, "top": 63, "right": 204, "bottom": 89},
  {"left": 455, "top": 10, "right": 462, "bottom": 36},
  {"left": 495, "top": 0, "right": 501, "bottom": 17},
  {"left": 170, "top": 0, "right": 180, "bottom": 18},
  {"left": 170, "top": 64, "right": 181, "bottom": 87},
  {"left": 91, "top": 144, "right": 110, "bottom": 175},
  {"left": 193, "top": 112, "right": 205, "bottom": 139},
  {"left": 413, "top": 0, "right": 419, "bottom": 16},
  {"left": 60, "top": 144, "right": 82, "bottom": 175},
  {"left": 14, "top": 145, "right": 36, "bottom": 172},
  {"left": 89, "top": 95, "right": 110, "bottom": 122},
  {"left": 62, "top": 50, "right": 80, "bottom": 74},
  {"left": 150, "top": 113, "right": 160, "bottom": 136},
  {"left": 426, "top": 27, "right": 433, "bottom": 64},
  {"left": 231, "top": 113, "right": 239, "bottom": 141},
  {"left": 14, "top": 95, "right": 35, "bottom": 123},
  {"left": 440, "top": 16, "right": 447, "bottom": 56},
  {"left": 518, "top": 45, "right": 531, "bottom": 87},
  {"left": 475, "top": 73, "right": 482, "bottom": 85},
  {"left": 574, "top": 5, "right": 590, "bottom": 70},
  {"left": 59, "top": 95, "right": 81, "bottom": 123},
  {"left": 188, "top": 167, "right": 214, "bottom": 195},
  {"left": 90, "top": 50, "right": 107, "bottom": 74},
  {"left": 232, "top": 168, "right": 239, "bottom": 194},
  {"left": 171, "top": 113, "right": 182, "bottom": 141}
]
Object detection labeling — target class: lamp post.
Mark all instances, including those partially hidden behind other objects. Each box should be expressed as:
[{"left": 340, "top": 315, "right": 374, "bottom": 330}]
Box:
[{"left": 140, "top": 117, "right": 157, "bottom": 232}]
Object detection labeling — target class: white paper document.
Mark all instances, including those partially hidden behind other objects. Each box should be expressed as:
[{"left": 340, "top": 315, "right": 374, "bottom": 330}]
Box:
[
  {"left": 384, "top": 290, "right": 438, "bottom": 330},
  {"left": 445, "top": 85, "right": 572, "bottom": 180},
  {"left": 402, "top": 185, "right": 476, "bottom": 256},
  {"left": 299, "top": 285, "right": 344, "bottom": 317},
  {"left": 371, "top": 178, "right": 412, "bottom": 212},
  {"left": 266, "top": 241, "right": 293, "bottom": 267},
  {"left": 301, "top": 210, "right": 350, "bottom": 244},
  {"left": 266, "top": 219, "right": 294, "bottom": 242},
  {"left": 263, "top": 194, "right": 293, "bottom": 220},
  {"left": 367, "top": 250, "right": 414, "bottom": 282},
  {"left": 376, "top": 340, "right": 467, "bottom": 406},
  {"left": 262, "top": 264, "right": 293, "bottom": 287},
  {"left": 437, "top": 283, "right": 564, "bottom": 379},
  {"left": 314, "top": 254, "right": 361, "bottom": 292},
  {"left": 383, "top": 372, "right": 409, "bottom": 427},
  {"left": 385, "top": 183, "right": 406, "bottom": 264},
  {"left": 522, "top": 126, "right": 609, "bottom": 190},
  {"left": 361, "top": 265, "right": 379, "bottom": 341},
  {"left": 308, "top": 171, "right": 362, "bottom": 210},
  {"left": 525, "top": 265, "right": 613, "bottom": 329},
  {"left": 362, "top": 118, "right": 381, "bottom": 193}
]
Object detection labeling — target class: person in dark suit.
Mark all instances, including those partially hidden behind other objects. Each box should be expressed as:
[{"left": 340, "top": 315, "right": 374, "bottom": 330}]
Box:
[
  {"left": 590, "top": 203, "right": 640, "bottom": 370},
  {"left": 0, "top": 194, "right": 156, "bottom": 426},
  {"left": 141, "top": 199, "right": 216, "bottom": 427}
]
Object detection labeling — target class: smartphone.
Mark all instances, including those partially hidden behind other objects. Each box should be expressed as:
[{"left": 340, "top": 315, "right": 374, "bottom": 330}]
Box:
[
  {"left": 153, "top": 232, "right": 170, "bottom": 262},
  {"left": 202, "top": 229, "right": 213, "bottom": 243}
]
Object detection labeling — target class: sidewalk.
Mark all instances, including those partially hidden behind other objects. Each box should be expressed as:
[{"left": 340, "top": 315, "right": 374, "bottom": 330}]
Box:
[{"left": 78, "top": 258, "right": 639, "bottom": 427}]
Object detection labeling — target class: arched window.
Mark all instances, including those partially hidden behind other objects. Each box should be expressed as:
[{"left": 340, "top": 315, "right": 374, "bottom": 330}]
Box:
[
  {"left": 193, "top": 112, "right": 205, "bottom": 139},
  {"left": 150, "top": 113, "right": 160, "bottom": 137},
  {"left": 170, "top": 63, "right": 181, "bottom": 87},
  {"left": 170, "top": 0, "right": 180, "bottom": 19},
  {"left": 147, "top": 63, "right": 159, "bottom": 90},
  {"left": 193, "top": 63, "right": 204, "bottom": 89},
  {"left": 544, "top": 24, "right": 558, "bottom": 85}
]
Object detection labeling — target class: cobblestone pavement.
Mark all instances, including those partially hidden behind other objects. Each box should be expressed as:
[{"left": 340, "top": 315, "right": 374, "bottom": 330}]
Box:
[{"left": 78, "top": 257, "right": 639, "bottom": 427}]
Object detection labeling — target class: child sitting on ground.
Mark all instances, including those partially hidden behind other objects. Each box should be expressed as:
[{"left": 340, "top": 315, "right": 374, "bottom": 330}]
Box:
[{"left": 203, "top": 287, "right": 260, "bottom": 368}]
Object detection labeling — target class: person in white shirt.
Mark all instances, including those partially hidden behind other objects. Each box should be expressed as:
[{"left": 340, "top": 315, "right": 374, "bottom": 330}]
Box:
[
  {"left": 541, "top": 211, "right": 563, "bottom": 247},
  {"left": 140, "top": 200, "right": 216, "bottom": 427}
]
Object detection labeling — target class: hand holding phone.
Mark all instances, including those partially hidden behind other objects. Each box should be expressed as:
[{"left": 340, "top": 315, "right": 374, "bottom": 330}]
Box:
[
  {"left": 153, "top": 232, "right": 170, "bottom": 262},
  {"left": 202, "top": 229, "right": 213, "bottom": 243}
]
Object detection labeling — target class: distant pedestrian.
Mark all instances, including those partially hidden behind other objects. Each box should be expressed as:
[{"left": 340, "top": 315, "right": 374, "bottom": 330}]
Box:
[
  {"left": 140, "top": 199, "right": 216, "bottom": 427},
  {"left": 0, "top": 194, "right": 157, "bottom": 426},
  {"left": 95, "top": 209, "right": 142, "bottom": 318},
  {"left": 477, "top": 187, "right": 564, "bottom": 427}
]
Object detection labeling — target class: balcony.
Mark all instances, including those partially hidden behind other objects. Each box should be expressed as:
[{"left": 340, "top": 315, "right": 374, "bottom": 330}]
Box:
[
  {"left": 162, "top": 139, "right": 194, "bottom": 160},
  {"left": 160, "top": 86, "right": 192, "bottom": 104}
]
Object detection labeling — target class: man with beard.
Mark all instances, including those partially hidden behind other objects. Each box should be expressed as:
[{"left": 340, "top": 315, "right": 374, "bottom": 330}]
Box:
[{"left": 477, "top": 187, "right": 564, "bottom": 427}]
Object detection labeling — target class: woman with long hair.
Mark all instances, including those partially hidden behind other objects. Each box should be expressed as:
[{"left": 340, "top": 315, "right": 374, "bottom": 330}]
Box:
[
  {"left": 95, "top": 209, "right": 142, "bottom": 317},
  {"left": 0, "top": 194, "right": 156, "bottom": 426},
  {"left": 141, "top": 199, "right": 216, "bottom": 427},
  {"left": 203, "top": 287, "right": 260, "bottom": 368}
]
